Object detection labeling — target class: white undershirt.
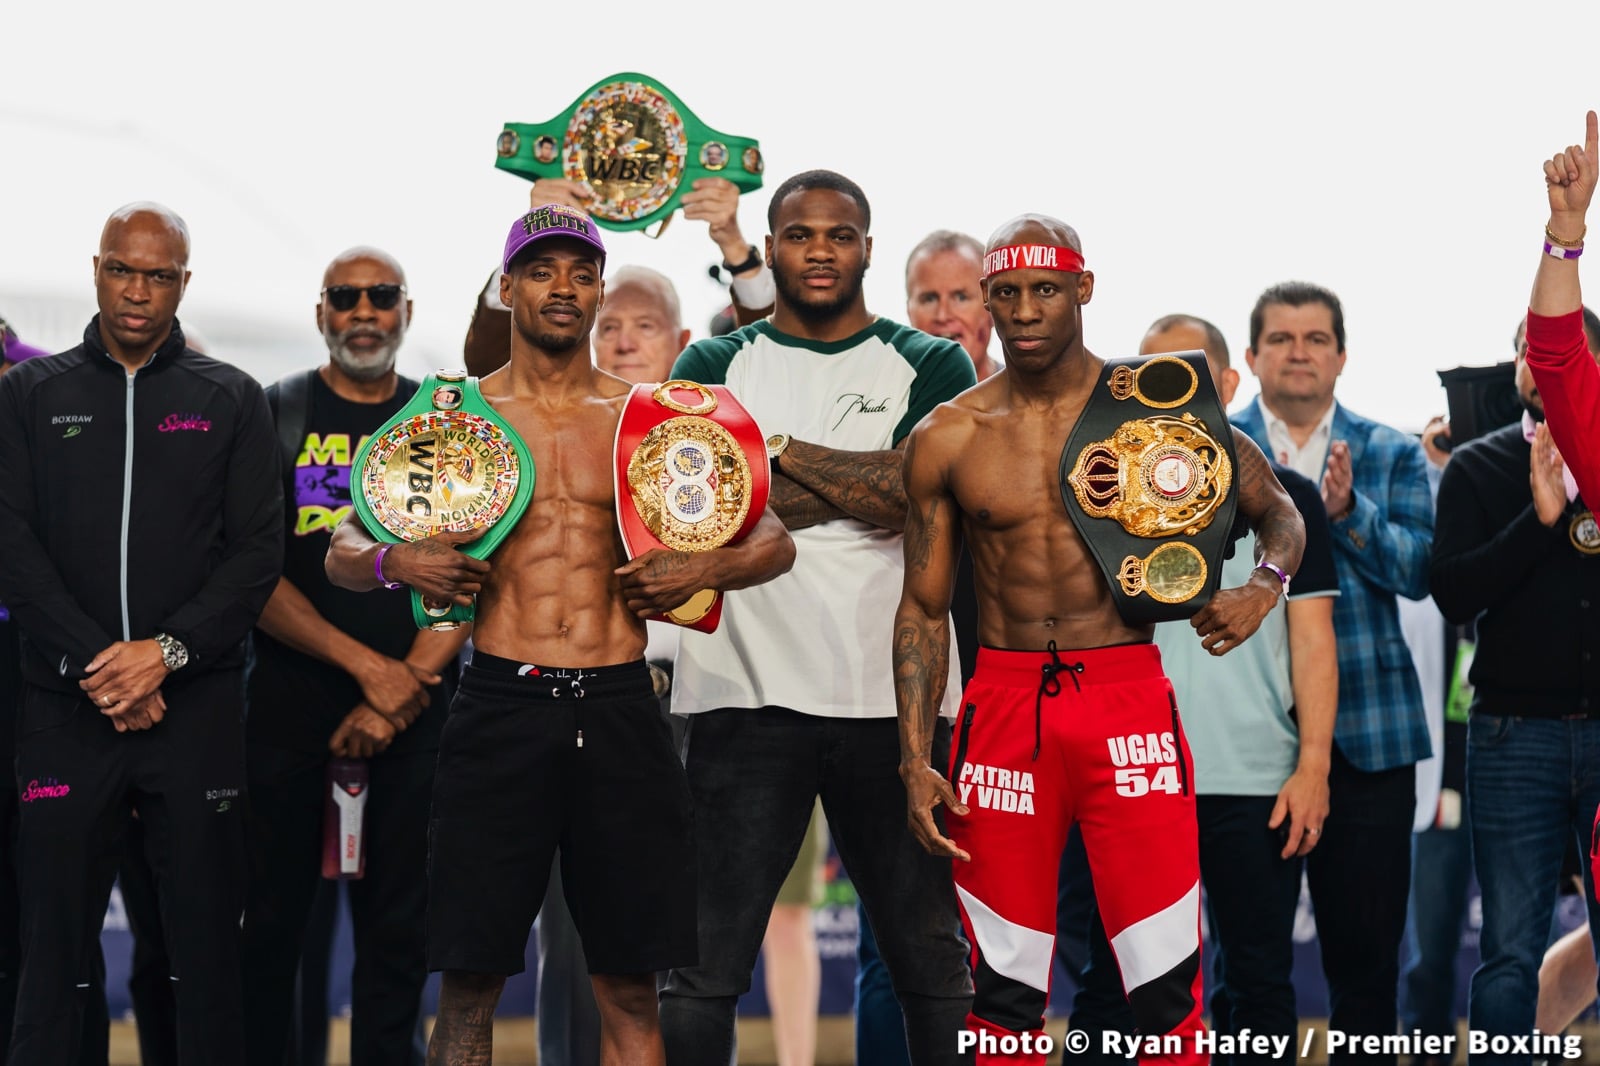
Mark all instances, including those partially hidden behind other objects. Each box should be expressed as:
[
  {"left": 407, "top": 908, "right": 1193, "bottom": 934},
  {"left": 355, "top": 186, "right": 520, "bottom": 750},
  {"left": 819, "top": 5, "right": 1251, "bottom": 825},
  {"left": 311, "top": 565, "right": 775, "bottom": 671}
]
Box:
[{"left": 1259, "top": 396, "right": 1335, "bottom": 483}]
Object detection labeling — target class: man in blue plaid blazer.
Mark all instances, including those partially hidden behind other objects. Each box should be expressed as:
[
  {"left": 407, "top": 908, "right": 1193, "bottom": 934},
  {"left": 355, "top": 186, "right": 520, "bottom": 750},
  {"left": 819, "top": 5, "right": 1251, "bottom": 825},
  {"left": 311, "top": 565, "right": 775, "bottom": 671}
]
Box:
[{"left": 1233, "top": 281, "right": 1434, "bottom": 1064}]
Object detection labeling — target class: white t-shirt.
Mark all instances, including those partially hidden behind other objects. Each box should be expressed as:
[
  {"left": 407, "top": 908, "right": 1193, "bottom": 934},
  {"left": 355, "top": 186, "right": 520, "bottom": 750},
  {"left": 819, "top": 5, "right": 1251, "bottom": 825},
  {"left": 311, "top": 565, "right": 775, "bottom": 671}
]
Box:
[{"left": 669, "top": 317, "right": 976, "bottom": 719}]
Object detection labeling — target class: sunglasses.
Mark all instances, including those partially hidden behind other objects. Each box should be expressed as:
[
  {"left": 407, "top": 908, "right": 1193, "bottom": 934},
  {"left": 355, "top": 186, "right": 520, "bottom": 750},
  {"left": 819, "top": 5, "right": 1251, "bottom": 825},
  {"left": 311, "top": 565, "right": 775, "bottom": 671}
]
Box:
[{"left": 321, "top": 284, "right": 406, "bottom": 312}]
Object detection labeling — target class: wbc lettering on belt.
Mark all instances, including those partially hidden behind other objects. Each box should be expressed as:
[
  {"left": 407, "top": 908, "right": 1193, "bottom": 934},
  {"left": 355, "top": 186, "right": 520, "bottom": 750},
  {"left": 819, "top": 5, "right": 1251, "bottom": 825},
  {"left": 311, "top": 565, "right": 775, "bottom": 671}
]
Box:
[
  {"left": 362, "top": 413, "right": 516, "bottom": 537},
  {"left": 350, "top": 370, "right": 537, "bottom": 631}
]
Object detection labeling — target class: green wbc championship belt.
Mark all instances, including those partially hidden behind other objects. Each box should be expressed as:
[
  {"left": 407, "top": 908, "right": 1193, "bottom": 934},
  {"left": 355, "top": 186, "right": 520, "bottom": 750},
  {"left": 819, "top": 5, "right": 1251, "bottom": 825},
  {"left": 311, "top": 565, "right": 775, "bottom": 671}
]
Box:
[
  {"left": 1058, "top": 352, "right": 1241, "bottom": 625},
  {"left": 351, "top": 371, "right": 534, "bottom": 630},
  {"left": 495, "top": 72, "right": 764, "bottom": 236}
]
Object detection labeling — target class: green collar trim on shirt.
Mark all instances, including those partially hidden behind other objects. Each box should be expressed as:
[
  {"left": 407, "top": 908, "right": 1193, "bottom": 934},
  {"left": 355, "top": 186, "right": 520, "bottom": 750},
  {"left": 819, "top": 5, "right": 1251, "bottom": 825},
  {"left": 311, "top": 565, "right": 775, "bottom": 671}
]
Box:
[{"left": 748, "top": 316, "right": 898, "bottom": 355}]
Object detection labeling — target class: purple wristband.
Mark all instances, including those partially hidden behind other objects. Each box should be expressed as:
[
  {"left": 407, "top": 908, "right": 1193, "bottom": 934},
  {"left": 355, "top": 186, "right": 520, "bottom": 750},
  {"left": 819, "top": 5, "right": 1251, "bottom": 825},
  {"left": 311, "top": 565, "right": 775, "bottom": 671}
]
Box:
[
  {"left": 374, "top": 544, "right": 404, "bottom": 590},
  {"left": 1253, "top": 561, "right": 1292, "bottom": 597},
  {"left": 1545, "top": 240, "right": 1584, "bottom": 260}
]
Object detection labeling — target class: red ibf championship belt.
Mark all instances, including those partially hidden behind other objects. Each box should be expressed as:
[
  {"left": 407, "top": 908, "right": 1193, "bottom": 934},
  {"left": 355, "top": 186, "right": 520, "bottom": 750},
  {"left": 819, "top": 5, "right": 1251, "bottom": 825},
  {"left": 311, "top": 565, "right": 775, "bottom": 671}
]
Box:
[{"left": 613, "top": 380, "right": 771, "bottom": 632}]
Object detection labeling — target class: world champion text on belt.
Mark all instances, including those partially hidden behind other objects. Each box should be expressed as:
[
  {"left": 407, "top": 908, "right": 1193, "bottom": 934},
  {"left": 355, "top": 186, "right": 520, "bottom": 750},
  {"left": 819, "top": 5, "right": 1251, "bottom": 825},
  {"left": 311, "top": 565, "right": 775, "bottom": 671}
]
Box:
[
  {"left": 613, "top": 380, "right": 770, "bottom": 632},
  {"left": 350, "top": 368, "right": 535, "bottom": 631},
  {"left": 1055, "top": 339, "right": 1241, "bottom": 625},
  {"left": 495, "top": 72, "right": 763, "bottom": 236}
]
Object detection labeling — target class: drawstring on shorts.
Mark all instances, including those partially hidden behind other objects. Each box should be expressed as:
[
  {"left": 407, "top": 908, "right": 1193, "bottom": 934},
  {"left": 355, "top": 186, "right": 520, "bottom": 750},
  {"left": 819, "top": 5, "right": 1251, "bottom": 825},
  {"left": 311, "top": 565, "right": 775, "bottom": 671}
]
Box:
[{"left": 1034, "top": 640, "right": 1085, "bottom": 760}]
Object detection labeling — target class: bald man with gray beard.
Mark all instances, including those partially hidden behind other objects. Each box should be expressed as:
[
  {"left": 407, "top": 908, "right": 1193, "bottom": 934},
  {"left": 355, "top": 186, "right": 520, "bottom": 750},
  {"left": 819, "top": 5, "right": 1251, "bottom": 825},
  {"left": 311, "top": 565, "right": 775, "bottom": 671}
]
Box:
[{"left": 238, "top": 248, "right": 470, "bottom": 1066}]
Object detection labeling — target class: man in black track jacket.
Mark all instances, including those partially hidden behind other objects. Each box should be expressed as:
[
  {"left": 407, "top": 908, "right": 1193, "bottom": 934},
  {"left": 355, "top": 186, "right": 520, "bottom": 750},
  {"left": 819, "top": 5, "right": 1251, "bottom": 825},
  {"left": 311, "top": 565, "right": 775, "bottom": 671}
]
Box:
[{"left": 0, "top": 202, "right": 282, "bottom": 1066}]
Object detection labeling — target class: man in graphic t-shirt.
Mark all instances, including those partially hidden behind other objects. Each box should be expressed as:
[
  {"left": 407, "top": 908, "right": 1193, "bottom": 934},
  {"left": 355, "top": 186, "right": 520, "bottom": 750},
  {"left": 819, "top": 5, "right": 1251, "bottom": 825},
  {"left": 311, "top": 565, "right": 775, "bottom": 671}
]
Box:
[
  {"left": 238, "top": 248, "right": 469, "bottom": 1066},
  {"left": 660, "top": 169, "right": 978, "bottom": 1066}
]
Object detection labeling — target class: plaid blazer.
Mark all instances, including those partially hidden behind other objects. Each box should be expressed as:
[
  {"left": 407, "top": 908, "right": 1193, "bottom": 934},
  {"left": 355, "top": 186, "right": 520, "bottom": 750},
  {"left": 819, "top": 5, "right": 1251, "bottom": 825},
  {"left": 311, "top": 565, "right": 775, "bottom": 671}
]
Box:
[{"left": 1233, "top": 401, "right": 1435, "bottom": 771}]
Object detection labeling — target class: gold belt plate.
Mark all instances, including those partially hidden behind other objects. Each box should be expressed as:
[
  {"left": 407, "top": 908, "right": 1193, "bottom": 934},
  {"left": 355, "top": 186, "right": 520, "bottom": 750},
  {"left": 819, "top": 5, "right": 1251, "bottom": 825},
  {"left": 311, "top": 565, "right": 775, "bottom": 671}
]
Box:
[
  {"left": 564, "top": 80, "right": 688, "bottom": 223},
  {"left": 1066, "top": 414, "right": 1233, "bottom": 538},
  {"left": 625, "top": 415, "right": 754, "bottom": 552},
  {"left": 359, "top": 411, "right": 523, "bottom": 541},
  {"left": 1117, "top": 542, "right": 1209, "bottom": 604}
]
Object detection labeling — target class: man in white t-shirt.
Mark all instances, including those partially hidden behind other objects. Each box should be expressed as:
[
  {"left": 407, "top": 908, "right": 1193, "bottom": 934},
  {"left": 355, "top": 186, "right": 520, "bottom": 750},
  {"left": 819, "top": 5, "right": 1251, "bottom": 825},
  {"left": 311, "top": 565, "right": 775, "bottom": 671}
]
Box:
[{"left": 660, "top": 169, "right": 978, "bottom": 1066}]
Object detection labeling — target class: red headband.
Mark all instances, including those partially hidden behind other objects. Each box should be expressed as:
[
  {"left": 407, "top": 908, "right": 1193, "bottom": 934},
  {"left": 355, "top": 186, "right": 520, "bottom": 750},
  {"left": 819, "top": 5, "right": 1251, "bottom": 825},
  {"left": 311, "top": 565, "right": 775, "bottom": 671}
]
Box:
[{"left": 981, "top": 244, "right": 1086, "bottom": 279}]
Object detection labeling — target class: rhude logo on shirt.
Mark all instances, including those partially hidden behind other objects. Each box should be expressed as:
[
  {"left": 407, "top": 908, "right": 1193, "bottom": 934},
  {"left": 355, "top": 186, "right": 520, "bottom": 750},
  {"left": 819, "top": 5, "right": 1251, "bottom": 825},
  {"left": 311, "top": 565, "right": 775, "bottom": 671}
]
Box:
[{"left": 829, "top": 393, "right": 891, "bottom": 431}]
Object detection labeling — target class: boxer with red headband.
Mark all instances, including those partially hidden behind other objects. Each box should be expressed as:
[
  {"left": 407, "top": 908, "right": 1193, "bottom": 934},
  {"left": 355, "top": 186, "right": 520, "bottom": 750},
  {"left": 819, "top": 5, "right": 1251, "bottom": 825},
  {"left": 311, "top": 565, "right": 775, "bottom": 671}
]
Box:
[
  {"left": 980, "top": 243, "right": 1086, "bottom": 279},
  {"left": 898, "top": 212, "right": 1303, "bottom": 1066}
]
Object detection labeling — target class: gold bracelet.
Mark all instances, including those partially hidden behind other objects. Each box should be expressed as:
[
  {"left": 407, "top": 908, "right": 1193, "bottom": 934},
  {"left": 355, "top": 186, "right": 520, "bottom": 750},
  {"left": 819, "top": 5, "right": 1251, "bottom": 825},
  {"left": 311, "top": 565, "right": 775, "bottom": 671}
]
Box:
[{"left": 1546, "top": 222, "right": 1587, "bottom": 248}]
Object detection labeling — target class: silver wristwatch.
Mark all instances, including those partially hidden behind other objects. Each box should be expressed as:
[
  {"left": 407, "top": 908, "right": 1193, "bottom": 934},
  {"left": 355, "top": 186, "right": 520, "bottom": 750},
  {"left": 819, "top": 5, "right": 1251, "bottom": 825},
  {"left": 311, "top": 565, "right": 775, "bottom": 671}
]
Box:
[{"left": 154, "top": 632, "right": 190, "bottom": 671}]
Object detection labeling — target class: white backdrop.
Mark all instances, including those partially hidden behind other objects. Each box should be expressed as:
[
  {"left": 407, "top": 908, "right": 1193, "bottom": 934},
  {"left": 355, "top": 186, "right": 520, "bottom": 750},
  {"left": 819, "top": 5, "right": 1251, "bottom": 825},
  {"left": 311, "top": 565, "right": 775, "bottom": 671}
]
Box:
[{"left": 6, "top": 1, "right": 1600, "bottom": 431}]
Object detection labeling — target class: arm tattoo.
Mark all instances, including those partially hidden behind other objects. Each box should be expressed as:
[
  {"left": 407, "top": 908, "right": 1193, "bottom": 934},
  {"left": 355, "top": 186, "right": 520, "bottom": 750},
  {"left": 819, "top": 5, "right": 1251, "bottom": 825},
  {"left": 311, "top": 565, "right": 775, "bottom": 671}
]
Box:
[
  {"left": 1253, "top": 506, "right": 1306, "bottom": 576},
  {"left": 644, "top": 552, "right": 695, "bottom": 578},
  {"left": 769, "top": 474, "right": 847, "bottom": 530},
  {"left": 894, "top": 617, "right": 950, "bottom": 767},
  {"left": 1233, "top": 430, "right": 1307, "bottom": 574},
  {"left": 1234, "top": 433, "right": 1272, "bottom": 499},
  {"left": 782, "top": 443, "right": 909, "bottom": 531},
  {"left": 426, "top": 977, "right": 503, "bottom": 1066},
  {"left": 904, "top": 497, "right": 940, "bottom": 574}
]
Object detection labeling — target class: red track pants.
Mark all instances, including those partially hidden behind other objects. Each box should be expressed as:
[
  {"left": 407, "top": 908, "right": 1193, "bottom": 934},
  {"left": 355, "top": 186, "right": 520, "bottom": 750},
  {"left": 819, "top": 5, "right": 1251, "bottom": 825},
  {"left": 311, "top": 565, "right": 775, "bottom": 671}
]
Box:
[{"left": 947, "top": 643, "right": 1205, "bottom": 1066}]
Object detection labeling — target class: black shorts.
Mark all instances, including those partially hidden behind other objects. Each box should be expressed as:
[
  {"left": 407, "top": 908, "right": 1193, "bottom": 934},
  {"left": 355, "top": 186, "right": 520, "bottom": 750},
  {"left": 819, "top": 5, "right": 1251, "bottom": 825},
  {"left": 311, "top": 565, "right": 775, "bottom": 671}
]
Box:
[{"left": 427, "top": 653, "right": 696, "bottom": 976}]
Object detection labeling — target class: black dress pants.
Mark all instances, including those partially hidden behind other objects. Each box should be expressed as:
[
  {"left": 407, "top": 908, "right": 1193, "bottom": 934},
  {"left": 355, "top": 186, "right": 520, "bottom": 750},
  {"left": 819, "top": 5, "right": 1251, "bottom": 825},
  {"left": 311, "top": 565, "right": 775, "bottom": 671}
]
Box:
[{"left": 240, "top": 742, "right": 433, "bottom": 1066}]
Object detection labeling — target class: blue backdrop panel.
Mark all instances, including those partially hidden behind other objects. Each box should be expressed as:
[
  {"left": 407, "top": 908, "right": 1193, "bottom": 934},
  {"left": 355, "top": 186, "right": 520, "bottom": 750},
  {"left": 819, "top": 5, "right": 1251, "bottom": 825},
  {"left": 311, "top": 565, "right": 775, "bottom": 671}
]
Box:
[{"left": 98, "top": 853, "right": 1593, "bottom": 1025}]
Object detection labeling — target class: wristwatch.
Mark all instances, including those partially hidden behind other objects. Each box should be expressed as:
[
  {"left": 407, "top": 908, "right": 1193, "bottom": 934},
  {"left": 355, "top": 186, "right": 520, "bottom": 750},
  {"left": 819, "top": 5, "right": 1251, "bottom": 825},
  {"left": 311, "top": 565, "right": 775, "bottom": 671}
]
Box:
[
  {"left": 154, "top": 632, "right": 189, "bottom": 671},
  {"left": 722, "top": 244, "right": 763, "bottom": 276},
  {"left": 1253, "top": 562, "right": 1292, "bottom": 598},
  {"left": 766, "top": 433, "right": 791, "bottom": 476}
]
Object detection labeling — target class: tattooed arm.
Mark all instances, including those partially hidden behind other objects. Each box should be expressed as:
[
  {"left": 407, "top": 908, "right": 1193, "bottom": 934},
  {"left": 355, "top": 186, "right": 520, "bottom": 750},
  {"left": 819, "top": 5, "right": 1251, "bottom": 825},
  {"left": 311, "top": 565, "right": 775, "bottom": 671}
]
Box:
[
  {"left": 1235, "top": 430, "right": 1307, "bottom": 574},
  {"left": 894, "top": 419, "right": 971, "bottom": 861},
  {"left": 776, "top": 439, "right": 910, "bottom": 531},
  {"left": 1188, "top": 431, "right": 1307, "bottom": 656},
  {"left": 768, "top": 473, "right": 848, "bottom": 530},
  {"left": 325, "top": 513, "right": 490, "bottom": 606},
  {"left": 426, "top": 973, "right": 504, "bottom": 1066}
]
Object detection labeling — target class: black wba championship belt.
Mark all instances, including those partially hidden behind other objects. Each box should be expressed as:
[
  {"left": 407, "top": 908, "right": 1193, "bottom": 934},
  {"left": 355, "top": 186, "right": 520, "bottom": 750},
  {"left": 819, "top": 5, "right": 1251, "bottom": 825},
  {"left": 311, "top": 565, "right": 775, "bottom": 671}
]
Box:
[
  {"left": 351, "top": 371, "right": 535, "bottom": 630},
  {"left": 1058, "top": 352, "right": 1239, "bottom": 625}
]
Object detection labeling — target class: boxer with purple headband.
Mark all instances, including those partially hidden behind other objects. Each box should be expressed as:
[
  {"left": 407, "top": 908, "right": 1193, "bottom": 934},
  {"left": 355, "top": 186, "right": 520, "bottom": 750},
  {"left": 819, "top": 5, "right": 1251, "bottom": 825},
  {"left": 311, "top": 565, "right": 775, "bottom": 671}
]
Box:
[{"left": 502, "top": 202, "right": 607, "bottom": 274}]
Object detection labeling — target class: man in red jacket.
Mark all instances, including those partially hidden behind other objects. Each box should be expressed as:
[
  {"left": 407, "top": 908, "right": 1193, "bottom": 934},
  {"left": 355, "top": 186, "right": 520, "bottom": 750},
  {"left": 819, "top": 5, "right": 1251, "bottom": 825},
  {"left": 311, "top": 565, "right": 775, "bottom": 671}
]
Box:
[{"left": 1527, "top": 109, "right": 1600, "bottom": 503}]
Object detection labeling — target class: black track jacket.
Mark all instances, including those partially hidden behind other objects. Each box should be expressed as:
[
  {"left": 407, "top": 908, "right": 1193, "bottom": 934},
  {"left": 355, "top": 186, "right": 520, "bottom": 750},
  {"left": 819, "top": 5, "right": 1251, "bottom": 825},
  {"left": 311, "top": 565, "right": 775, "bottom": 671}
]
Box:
[{"left": 0, "top": 318, "right": 283, "bottom": 692}]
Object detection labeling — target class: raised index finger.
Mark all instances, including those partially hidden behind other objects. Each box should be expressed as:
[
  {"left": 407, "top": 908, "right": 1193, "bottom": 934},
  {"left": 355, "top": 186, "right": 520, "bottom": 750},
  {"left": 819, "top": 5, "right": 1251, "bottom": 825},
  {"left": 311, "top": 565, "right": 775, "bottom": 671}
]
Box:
[{"left": 1587, "top": 110, "right": 1598, "bottom": 162}]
